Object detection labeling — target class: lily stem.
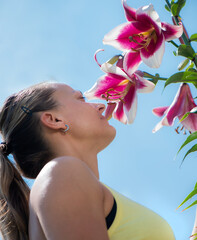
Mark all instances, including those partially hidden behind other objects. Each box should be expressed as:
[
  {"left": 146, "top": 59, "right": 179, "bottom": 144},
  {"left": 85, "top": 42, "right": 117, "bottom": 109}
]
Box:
[
  {"left": 143, "top": 72, "right": 167, "bottom": 81},
  {"left": 172, "top": 16, "right": 197, "bottom": 69},
  {"left": 169, "top": 40, "right": 179, "bottom": 48}
]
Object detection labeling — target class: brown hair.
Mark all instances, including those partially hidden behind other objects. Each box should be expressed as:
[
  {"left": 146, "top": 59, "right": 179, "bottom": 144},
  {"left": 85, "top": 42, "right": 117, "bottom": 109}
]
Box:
[{"left": 0, "top": 82, "right": 58, "bottom": 239}]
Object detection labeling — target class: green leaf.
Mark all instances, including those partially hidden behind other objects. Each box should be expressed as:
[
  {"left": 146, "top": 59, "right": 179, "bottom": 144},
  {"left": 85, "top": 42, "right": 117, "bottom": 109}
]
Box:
[
  {"left": 165, "top": 4, "right": 171, "bottom": 11},
  {"left": 190, "top": 33, "right": 197, "bottom": 42},
  {"left": 171, "top": 0, "right": 186, "bottom": 16},
  {"left": 178, "top": 58, "right": 189, "bottom": 71},
  {"left": 188, "top": 68, "right": 197, "bottom": 72},
  {"left": 173, "top": 50, "right": 178, "bottom": 56},
  {"left": 165, "top": 71, "right": 197, "bottom": 87},
  {"left": 195, "top": 182, "right": 197, "bottom": 189},
  {"left": 178, "top": 188, "right": 197, "bottom": 208},
  {"left": 183, "top": 200, "right": 197, "bottom": 211},
  {"left": 179, "top": 112, "right": 190, "bottom": 122},
  {"left": 181, "top": 144, "right": 197, "bottom": 165},
  {"left": 177, "top": 131, "right": 197, "bottom": 154},
  {"left": 177, "top": 45, "right": 196, "bottom": 60}
]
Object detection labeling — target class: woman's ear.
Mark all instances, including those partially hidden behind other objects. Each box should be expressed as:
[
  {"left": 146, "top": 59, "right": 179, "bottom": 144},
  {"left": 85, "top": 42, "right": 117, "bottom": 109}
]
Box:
[{"left": 40, "top": 111, "right": 65, "bottom": 130}]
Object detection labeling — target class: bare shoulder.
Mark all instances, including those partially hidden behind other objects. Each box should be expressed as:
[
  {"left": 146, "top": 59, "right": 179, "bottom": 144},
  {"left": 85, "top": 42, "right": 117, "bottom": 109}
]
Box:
[
  {"left": 30, "top": 157, "right": 109, "bottom": 240},
  {"left": 31, "top": 156, "right": 103, "bottom": 206}
]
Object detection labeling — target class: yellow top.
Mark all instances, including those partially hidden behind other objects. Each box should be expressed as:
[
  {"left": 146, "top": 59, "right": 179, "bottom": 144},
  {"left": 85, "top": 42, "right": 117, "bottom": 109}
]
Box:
[{"left": 104, "top": 184, "right": 175, "bottom": 240}]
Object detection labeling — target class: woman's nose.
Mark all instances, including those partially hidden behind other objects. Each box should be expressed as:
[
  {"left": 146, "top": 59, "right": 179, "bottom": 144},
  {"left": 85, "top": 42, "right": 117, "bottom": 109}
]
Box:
[{"left": 92, "top": 103, "right": 106, "bottom": 114}]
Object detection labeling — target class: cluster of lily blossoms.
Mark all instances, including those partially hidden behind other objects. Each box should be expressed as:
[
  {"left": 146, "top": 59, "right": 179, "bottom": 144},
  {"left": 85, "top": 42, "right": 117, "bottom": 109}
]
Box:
[{"left": 84, "top": 0, "right": 197, "bottom": 133}]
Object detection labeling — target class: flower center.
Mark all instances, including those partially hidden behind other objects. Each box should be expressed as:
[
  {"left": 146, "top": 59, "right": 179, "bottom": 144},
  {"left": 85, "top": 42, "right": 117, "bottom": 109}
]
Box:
[
  {"left": 129, "top": 29, "right": 157, "bottom": 52},
  {"left": 101, "top": 80, "right": 132, "bottom": 103}
]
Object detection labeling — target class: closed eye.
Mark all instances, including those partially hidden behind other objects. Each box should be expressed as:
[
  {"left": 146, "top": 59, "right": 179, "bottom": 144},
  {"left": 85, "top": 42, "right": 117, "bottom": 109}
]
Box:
[{"left": 79, "top": 96, "right": 86, "bottom": 101}]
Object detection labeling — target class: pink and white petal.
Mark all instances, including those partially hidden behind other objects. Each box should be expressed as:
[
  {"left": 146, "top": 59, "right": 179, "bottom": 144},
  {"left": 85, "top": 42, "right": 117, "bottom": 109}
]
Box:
[
  {"left": 84, "top": 74, "right": 126, "bottom": 100},
  {"left": 101, "top": 63, "right": 129, "bottom": 80},
  {"left": 135, "top": 70, "right": 144, "bottom": 77},
  {"left": 152, "top": 106, "right": 169, "bottom": 117},
  {"left": 180, "top": 113, "right": 197, "bottom": 133},
  {"left": 122, "top": 0, "right": 136, "bottom": 21},
  {"left": 140, "top": 33, "right": 165, "bottom": 68},
  {"left": 134, "top": 73, "right": 155, "bottom": 93},
  {"left": 161, "top": 22, "right": 183, "bottom": 41},
  {"left": 136, "top": 4, "right": 162, "bottom": 30},
  {"left": 152, "top": 116, "right": 171, "bottom": 133},
  {"left": 123, "top": 51, "right": 142, "bottom": 77},
  {"left": 113, "top": 101, "right": 128, "bottom": 124},
  {"left": 123, "top": 85, "right": 138, "bottom": 124},
  {"left": 103, "top": 22, "right": 152, "bottom": 51},
  {"left": 105, "top": 103, "right": 117, "bottom": 120},
  {"left": 165, "top": 84, "right": 190, "bottom": 125},
  {"left": 116, "top": 56, "right": 124, "bottom": 69}
]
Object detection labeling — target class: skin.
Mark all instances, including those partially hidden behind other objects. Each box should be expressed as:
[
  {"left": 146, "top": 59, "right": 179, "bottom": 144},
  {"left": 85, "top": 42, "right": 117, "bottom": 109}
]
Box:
[{"left": 29, "top": 83, "right": 116, "bottom": 240}]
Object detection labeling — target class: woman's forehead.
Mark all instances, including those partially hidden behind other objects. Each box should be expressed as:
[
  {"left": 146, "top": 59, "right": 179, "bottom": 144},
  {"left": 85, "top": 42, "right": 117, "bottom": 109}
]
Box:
[
  {"left": 53, "top": 83, "right": 82, "bottom": 97},
  {"left": 53, "top": 83, "right": 74, "bottom": 94}
]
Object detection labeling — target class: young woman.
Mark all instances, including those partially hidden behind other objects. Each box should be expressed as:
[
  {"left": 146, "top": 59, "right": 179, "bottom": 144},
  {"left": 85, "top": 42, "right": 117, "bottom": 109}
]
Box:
[{"left": 0, "top": 82, "right": 195, "bottom": 240}]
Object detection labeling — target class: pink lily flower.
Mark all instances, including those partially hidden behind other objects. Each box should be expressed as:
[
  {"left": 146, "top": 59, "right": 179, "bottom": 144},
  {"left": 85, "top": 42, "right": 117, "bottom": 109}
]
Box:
[
  {"left": 103, "top": 0, "right": 183, "bottom": 74},
  {"left": 84, "top": 62, "right": 155, "bottom": 124},
  {"left": 152, "top": 83, "right": 197, "bottom": 133}
]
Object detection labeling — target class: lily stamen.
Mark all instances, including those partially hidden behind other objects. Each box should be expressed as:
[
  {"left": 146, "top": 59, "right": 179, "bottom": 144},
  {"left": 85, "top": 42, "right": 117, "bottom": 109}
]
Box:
[{"left": 129, "top": 30, "right": 157, "bottom": 52}]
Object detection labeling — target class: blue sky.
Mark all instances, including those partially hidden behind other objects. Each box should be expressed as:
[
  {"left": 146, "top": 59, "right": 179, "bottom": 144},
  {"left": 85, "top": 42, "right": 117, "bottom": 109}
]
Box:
[{"left": 0, "top": 0, "right": 196, "bottom": 239}]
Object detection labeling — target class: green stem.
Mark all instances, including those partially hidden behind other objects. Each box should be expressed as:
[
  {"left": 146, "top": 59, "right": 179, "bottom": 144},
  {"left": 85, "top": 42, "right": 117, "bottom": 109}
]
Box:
[
  {"left": 169, "top": 40, "right": 179, "bottom": 48},
  {"left": 157, "top": 77, "right": 168, "bottom": 81},
  {"left": 193, "top": 56, "right": 197, "bottom": 69},
  {"left": 173, "top": 16, "right": 190, "bottom": 45},
  {"left": 143, "top": 72, "right": 167, "bottom": 81},
  {"left": 165, "top": 0, "right": 171, "bottom": 9}
]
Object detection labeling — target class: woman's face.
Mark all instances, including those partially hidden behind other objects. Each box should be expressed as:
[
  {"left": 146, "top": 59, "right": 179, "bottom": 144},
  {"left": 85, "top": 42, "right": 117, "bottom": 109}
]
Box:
[{"left": 52, "top": 83, "right": 116, "bottom": 151}]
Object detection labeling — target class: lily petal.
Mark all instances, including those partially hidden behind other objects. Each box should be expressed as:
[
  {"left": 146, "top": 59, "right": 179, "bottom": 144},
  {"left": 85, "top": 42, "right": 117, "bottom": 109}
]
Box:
[
  {"left": 84, "top": 74, "right": 127, "bottom": 100},
  {"left": 152, "top": 106, "right": 169, "bottom": 117},
  {"left": 134, "top": 72, "right": 155, "bottom": 93},
  {"left": 152, "top": 83, "right": 197, "bottom": 133},
  {"left": 101, "top": 62, "right": 129, "bottom": 80},
  {"left": 180, "top": 113, "right": 197, "bottom": 133},
  {"left": 105, "top": 102, "right": 117, "bottom": 120},
  {"left": 123, "top": 83, "right": 138, "bottom": 124},
  {"left": 140, "top": 33, "right": 165, "bottom": 68},
  {"left": 122, "top": 0, "right": 136, "bottom": 21},
  {"left": 103, "top": 21, "right": 152, "bottom": 51},
  {"left": 113, "top": 101, "right": 128, "bottom": 124},
  {"left": 161, "top": 22, "right": 183, "bottom": 41},
  {"left": 136, "top": 4, "right": 162, "bottom": 30},
  {"left": 152, "top": 117, "right": 169, "bottom": 133},
  {"left": 123, "top": 51, "right": 142, "bottom": 76}
]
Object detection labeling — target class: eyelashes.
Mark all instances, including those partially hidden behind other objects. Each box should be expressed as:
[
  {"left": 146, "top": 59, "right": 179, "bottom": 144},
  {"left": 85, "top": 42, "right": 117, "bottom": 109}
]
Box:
[{"left": 80, "top": 96, "right": 86, "bottom": 101}]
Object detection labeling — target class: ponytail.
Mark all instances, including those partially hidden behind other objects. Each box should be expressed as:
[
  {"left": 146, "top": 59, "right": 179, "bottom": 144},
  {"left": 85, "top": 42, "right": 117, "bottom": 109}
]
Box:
[
  {"left": 0, "top": 147, "right": 30, "bottom": 240},
  {"left": 0, "top": 82, "right": 59, "bottom": 239}
]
